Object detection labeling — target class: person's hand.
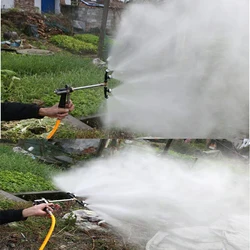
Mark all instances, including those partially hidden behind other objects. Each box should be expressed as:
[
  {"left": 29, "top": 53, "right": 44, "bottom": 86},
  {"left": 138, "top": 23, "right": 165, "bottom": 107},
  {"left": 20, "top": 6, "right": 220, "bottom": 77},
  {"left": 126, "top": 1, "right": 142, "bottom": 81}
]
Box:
[
  {"left": 22, "top": 203, "right": 54, "bottom": 218},
  {"left": 65, "top": 100, "right": 74, "bottom": 112},
  {"left": 38, "top": 101, "right": 75, "bottom": 120}
]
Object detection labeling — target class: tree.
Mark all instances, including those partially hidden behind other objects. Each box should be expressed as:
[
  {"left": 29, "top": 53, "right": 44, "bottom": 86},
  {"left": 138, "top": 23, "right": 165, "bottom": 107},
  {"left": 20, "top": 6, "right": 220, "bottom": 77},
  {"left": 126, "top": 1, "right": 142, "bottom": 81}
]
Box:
[{"left": 97, "top": 0, "right": 110, "bottom": 59}]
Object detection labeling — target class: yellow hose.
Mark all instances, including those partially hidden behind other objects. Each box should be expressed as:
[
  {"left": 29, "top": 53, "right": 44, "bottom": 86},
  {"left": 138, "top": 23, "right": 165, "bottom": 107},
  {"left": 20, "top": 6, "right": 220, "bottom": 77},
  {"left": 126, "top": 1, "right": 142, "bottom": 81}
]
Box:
[
  {"left": 39, "top": 212, "right": 56, "bottom": 250},
  {"left": 47, "top": 120, "right": 61, "bottom": 139}
]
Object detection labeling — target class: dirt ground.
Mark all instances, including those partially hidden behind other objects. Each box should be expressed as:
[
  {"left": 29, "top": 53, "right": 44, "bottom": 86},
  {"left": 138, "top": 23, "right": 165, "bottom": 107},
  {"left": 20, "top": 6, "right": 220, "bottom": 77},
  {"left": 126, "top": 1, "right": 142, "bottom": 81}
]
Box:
[
  {"left": 0, "top": 203, "right": 140, "bottom": 250},
  {"left": 0, "top": 226, "right": 138, "bottom": 250}
]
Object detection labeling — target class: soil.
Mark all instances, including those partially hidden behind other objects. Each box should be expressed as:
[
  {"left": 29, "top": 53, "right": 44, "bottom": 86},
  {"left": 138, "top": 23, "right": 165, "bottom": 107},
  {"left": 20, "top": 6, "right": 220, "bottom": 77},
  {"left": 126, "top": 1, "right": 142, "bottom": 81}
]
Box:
[
  {"left": 0, "top": 200, "right": 140, "bottom": 250},
  {"left": 0, "top": 225, "right": 138, "bottom": 250}
]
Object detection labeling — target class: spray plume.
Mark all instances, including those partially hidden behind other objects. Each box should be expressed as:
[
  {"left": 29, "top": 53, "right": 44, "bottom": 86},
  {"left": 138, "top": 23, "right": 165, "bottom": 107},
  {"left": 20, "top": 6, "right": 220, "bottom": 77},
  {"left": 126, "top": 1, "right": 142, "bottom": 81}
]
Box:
[
  {"left": 53, "top": 146, "right": 249, "bottom": 246},
  {"left": 104, "top": 0, "right": 249, "bottom": 138}
]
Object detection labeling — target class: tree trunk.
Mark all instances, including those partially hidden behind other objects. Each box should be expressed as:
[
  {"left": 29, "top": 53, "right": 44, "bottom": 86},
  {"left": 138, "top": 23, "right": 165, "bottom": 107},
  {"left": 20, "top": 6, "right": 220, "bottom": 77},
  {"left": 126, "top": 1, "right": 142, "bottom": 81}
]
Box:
[{"left": 97, "top": 0, "right": 110, "bottom": 60}]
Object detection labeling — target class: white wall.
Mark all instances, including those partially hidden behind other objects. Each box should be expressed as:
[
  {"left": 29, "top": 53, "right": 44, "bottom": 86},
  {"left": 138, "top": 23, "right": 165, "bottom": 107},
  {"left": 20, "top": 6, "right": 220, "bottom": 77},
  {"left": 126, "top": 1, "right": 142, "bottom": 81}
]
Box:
[
  {"left": 55, "top": 0, "right": 60, "bottom": 14},
  {"left": 1, "top": 0, "right": 15, "bottom": 9},
  {"left": 34, "top": 0, "right": 41, "bottom": 12}
]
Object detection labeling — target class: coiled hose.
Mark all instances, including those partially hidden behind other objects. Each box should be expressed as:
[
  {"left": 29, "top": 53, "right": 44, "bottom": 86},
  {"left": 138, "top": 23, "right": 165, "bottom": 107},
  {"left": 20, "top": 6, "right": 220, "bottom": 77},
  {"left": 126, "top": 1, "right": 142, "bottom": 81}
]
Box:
[
  {"left": 46, "top": 120, "right": 61, "bottom": 139},
  {"left": 39, "top": 212, "right": 56, "bottom": 250}
]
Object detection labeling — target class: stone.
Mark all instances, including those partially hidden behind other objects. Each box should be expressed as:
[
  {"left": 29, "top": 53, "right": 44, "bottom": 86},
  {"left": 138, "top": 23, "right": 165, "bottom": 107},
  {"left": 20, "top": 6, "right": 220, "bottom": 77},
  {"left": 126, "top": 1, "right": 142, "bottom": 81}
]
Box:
[
  {"left": 59, "top": 245, "right": 67, "bottom": 249},
  {"left": 63, "top": 209, "right": 108, "bottom": 232},
  {"left": 58, "top": 139, "right": 100, "bottom": 155},
  {"left": 72, "top": 20, "right": 85, "bottom": 31},
  {"left": 54, "top": 155, "right": 74, "bottom": 164}
]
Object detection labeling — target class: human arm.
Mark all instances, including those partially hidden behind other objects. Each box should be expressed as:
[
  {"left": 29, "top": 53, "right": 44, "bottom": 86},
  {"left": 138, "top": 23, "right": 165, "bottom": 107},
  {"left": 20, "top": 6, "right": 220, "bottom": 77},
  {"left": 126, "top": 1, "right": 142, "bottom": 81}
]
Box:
[
  {"left": 0, "top": 203, "right": 54, "bottom": 225},
  {"left": 1, "top": 101, "right": 74, "bottom": 121},
  {"left": 0, "top": 209, "right": 25, "bottom": 225}
]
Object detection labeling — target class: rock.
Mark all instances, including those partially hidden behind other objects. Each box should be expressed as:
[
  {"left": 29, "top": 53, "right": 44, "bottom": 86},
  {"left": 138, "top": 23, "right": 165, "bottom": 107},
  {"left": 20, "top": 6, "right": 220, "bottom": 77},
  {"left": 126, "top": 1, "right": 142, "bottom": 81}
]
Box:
[
  {"left": 72, "top": 20, "right": 85, "bottom": 31},
  {"left": 63, "top": 115, "right": 92, "bottom": 130},
  {"left": 54, "top": 155, "right": 74, "bottom": 164},
  {"left": 92, "top": 58, "right": 106, "bottom": 67},
  {"left": 59, "top": 245, "right": 67, "bottom": 249},
  {"left": 58, "top": 139, "right": 100, "bottom": 155},
  {"left": 63, "top": 209, "right": 108, "bottom": 232},
  {"left": 13, "top": 147, "right": 35, "bottom": 159},
  {"left": 0, "top": 190, "right": 27, "bottom": 202},
  {"left": 7, "top": 242, "right": 15, "bottom": 248}
]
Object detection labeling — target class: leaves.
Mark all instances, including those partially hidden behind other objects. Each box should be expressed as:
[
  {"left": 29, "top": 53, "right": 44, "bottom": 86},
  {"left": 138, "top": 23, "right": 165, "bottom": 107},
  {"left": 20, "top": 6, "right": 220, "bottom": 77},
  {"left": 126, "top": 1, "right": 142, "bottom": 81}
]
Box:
[
  {"left": 0, "top": 170, "right": 55, "bottom": 193},
  {"left": 50, "top": 35, "right": 97, "bottom": 54},
  {"left": 74, "top": 34, "right": 99, "bottom": 46}
]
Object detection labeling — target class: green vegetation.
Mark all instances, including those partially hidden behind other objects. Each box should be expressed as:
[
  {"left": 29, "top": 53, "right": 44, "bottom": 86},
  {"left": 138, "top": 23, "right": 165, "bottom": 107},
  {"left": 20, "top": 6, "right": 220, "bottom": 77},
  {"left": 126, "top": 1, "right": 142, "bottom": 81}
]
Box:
[
  {"left": 50, "top": 35, "right": 97, "bottom": 54},
  {"left": 0, "top": 170, "right": 55, "bottom": 192},
  {"left": 0, "top": 143, "right": 59, "bottom": 192},
  {"left": 74, "top": 34, "right": 99, "bottom": 46},
  {"left": 1, "top": 52, "right": 118, "bottom": 117}
]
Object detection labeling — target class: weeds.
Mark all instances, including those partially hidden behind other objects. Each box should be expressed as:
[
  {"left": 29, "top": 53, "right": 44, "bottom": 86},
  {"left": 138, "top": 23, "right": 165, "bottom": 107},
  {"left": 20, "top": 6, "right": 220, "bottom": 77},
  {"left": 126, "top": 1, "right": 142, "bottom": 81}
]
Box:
[
  {"left": 50, "top": 35, "right": 97, "bottom": 54},
  {"left": 1, "top": 52, "right": 116, "bottom": 117},
  {"left": 0, "top": 143, "right": 59, "bottom": 192}
]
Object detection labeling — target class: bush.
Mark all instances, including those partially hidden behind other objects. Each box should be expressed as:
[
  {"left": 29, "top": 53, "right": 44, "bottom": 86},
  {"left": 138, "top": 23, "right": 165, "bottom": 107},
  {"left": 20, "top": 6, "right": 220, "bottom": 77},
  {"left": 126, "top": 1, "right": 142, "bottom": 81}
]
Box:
[
  {"left": 0, "top": 170, "right": 55, "bottom": 193},
  {"left": 74, "top": 34, "right": 99, "bottom": 46},
  {"left": 50, "top": 35, "right": 97, "bottom": 54}
]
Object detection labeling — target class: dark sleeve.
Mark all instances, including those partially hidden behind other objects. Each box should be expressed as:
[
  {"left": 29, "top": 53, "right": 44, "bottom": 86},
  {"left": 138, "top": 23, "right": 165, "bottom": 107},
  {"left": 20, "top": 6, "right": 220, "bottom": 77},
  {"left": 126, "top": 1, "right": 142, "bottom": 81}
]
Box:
[
  {"left": 0, "top": 209, "right": 27, "bottom": 225},
  {"left": 1, "top": 102, "right": 44, "bottom": 121}
]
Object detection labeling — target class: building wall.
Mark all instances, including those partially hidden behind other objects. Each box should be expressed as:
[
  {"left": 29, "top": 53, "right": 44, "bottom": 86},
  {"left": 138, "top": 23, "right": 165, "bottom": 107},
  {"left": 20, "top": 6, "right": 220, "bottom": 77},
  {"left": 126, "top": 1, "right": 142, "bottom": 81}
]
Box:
[
  {"left": 2, "top": 0, "right": 60, "bottom": 13},
  {"left": 14, "top": 0, "right": 35, "bottom": 10},
  {"left": 34, "top": 0, "right": 41, "bottom": 11},
  {"left": 55, "top": 0, "right": 60, "bottom": 13},
  {"left": 1, "top": 0, "right": 15, "bottom": 9},
  {"left": 61, "top": 5, "right": 121, "bottom": 35}
]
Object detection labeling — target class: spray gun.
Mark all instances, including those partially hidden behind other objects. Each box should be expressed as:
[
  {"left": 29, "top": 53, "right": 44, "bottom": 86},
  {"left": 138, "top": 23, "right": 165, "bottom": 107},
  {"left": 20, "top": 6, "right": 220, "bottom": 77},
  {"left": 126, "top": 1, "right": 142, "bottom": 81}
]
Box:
[
  {"left": 33, "top": 192, "right": 88, "bottom": 208},
  {"left": 55, "top": 69, "right": 112, "bottom": 106},
  {"left": 47, "top": 69, "right": 112, "bottom": 139}
]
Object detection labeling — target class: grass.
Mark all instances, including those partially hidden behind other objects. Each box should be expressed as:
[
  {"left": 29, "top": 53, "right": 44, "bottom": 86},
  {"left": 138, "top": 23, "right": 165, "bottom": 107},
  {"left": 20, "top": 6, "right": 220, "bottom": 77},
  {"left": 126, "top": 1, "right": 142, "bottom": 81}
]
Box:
[
  {"left": 1, "top": 52, "right": 118, "bottom": 117},
  {"left": 0, "top": 143, "right": 59, "bottom": 192}
]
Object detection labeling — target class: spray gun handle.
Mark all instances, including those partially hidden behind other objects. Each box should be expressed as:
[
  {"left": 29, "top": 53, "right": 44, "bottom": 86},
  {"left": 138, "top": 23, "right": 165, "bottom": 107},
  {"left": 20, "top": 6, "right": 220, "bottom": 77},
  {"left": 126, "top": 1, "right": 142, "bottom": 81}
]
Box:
[
  {"left": 59, "top": 93, "right": 67, "bottom": 108},
  {"left": 33, "top": 198, "right": 55, "bottom": 214},
  {"left": 58, "top": 85, "right": 72, "bottom": 108}
]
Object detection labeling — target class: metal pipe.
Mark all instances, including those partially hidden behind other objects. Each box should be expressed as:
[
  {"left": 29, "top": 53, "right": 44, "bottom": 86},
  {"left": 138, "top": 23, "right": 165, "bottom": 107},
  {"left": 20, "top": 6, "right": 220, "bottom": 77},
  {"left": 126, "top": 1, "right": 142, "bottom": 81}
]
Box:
[
  {"left": 47, "top": 198, "right": 76, "bottom": 203},
  {"left": 72, "top": 83, "right": 105, "bottom": 91}
]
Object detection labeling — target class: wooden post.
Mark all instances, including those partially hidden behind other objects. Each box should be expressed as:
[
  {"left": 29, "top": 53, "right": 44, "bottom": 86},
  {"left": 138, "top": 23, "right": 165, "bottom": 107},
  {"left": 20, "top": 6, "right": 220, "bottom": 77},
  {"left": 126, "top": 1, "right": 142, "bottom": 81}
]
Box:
[
  {"left": 163, "top": 139, "right": 173, "bottom": 154},
  {"left": 97, "top": 0, "right": 110, "bottom": 59}
]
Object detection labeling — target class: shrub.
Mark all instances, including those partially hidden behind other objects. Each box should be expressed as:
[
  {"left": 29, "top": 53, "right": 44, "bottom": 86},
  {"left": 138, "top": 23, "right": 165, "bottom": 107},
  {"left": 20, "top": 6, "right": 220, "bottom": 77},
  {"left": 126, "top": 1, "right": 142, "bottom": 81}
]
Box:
[
  {"left": 0, "top": 170, "right": 55, "bottom": 193},
  {"left": 50, "top": 35, "right": 97, "bottom": 54},
  {"left": 74, "top": 34, "right": 99, "bottom": 46}
]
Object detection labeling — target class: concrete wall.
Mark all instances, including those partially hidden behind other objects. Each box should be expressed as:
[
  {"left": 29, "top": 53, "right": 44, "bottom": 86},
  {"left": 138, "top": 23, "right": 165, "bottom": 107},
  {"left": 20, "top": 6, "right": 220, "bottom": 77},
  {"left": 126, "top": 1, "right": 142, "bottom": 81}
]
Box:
[
  {"left": 1, "top": 0, "right": 15, "bottom": 9},
  {"left": 55, "top": 0, "right": 61, "bottom": 14},
  {"left": 34, "top": 0, "right": 41, "bottom": 11},
  {"left": 15, "top": 0, "right": 35, "bottom": 10},
  {"left": 61, "top": 5, "right": 122, "bottom": 35}
]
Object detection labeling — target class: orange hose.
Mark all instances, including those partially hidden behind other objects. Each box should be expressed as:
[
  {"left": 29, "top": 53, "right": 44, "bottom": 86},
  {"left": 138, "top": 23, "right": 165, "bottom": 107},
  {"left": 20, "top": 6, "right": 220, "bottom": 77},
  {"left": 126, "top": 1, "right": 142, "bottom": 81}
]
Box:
[
  {"left": 47, "top": 120, "right": 61, "bottom": 139},
  {"left": 39, "top": 212, "right": 56, "bottom": 250}
]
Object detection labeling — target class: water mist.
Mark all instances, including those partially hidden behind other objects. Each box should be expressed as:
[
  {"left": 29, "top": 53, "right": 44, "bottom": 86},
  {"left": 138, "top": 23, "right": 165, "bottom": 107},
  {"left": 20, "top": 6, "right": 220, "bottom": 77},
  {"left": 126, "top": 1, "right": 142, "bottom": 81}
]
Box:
[
  {"left": 53, "top": 146, "right": 249, "bottom": 248},
  {"left": 104, "top": 0, "right": 249, "bottom": 138}
]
